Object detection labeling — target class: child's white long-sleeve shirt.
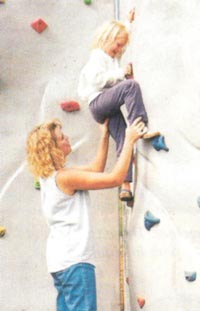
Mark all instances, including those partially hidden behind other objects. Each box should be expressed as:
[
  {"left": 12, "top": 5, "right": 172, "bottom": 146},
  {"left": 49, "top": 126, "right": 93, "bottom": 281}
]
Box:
[{"left": 78, "top": 48, "right": 125, "bottom": 104}]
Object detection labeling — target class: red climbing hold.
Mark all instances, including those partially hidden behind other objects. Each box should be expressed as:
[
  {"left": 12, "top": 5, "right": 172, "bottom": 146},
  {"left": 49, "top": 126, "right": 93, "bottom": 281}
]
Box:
[
  {"left": 31, "top": 18, "right": 48, "bottom": 33},
  {"left": 137, "top": 297, "right": 145, "bottom": 308},
  {"left": 60, "top": 101, "right": 80, "bottom": 112}
]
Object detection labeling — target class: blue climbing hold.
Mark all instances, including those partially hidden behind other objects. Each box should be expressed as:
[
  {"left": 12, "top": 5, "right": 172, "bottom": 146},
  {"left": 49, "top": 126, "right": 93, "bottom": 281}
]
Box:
[
  {"left": 144, "top": 211, "right": 160, "bottom": 231},
  {"left": 151, "top": 135, "right": 169, "bottom": 152},
  {"left": 185, "top": 271, "right": 197, "bottom": 282},
  {"left": 197, "top": 196, "right": 200, "bottom": 208}
]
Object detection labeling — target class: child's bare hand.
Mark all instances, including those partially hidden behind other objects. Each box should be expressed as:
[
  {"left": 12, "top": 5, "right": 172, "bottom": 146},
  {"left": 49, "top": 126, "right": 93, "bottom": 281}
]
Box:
[
  {"left": 126, "top": 117, "right": 147, "bottom": 141},
  {"left": 124, "top": 63, "right": 133, "bottom": 77},
  {"left": 127, "top": 8, "right": 135, "bottom": 23}
]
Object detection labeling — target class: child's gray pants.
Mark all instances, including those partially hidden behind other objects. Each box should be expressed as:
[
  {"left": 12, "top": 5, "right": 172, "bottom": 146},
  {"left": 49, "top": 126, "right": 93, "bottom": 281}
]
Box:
[{"left": 89, "top": 79, "right": 148, "bottom": 182}]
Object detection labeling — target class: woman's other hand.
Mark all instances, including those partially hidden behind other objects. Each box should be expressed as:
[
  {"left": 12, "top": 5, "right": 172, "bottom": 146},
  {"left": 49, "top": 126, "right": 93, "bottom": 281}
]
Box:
[{"left": 99, "top": 119, "right": 109, "bottom": 137}]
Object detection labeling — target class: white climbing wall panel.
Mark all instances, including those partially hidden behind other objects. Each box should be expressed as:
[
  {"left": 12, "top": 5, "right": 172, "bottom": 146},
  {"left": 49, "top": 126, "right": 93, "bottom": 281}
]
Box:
[
  {"left": 0, "top": 1, "right": 120, "bottom": 311},
  {"left": 120, "top": 0, "right": 200, "bottom": 310}
]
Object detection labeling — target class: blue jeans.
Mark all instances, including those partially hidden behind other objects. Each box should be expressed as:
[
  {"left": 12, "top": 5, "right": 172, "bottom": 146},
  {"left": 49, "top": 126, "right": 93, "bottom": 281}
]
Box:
[{"left": 51, "top": 263, "right": 97, "bottom": 311}]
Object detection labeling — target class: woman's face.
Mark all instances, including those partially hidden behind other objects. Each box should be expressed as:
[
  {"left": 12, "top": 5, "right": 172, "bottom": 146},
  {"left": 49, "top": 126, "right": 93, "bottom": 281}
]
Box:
[
  {"left": 53, "top": 126, "right": 72, "bottom": 157},
  {"left": 104, "top": 34, "right": 128, "bottom": 58}
]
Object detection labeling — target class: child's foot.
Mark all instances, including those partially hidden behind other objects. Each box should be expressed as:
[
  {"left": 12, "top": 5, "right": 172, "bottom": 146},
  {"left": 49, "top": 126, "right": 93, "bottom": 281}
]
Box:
[
  {"left": 119, "top": 182, "right": 133, "bottom": 202},
  {"left": 119, "top": 189, "right": 134, "bottom": 202},
  {"left": 143, "top": 130, "right": 160, "bottom": 139}
]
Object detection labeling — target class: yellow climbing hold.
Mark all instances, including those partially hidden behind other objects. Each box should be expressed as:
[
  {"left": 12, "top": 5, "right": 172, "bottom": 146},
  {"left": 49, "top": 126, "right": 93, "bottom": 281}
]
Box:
[{"left": 0, "top": 226, "right": 6, "bottom": 237}]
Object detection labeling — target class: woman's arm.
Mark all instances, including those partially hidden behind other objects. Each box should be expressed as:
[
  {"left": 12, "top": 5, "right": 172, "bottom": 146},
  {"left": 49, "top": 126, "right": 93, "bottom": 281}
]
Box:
[
  {"left": 56, "top": 118, "right": 146, "bottom": 194},
  {"left": 74, "top": 120, "right": 110, "bottom": 172}
]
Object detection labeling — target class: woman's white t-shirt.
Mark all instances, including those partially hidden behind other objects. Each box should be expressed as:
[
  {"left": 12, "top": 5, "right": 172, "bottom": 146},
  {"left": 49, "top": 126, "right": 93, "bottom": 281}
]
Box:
[{"left": 40, "top": 172, "right": 94, "bottom": 273}]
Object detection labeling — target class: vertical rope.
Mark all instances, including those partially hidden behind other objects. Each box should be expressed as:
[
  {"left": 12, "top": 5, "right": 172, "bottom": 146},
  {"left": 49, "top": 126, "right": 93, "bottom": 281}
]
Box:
[{"left": 114, "top": 1, "right": 126, "bottom": 310}]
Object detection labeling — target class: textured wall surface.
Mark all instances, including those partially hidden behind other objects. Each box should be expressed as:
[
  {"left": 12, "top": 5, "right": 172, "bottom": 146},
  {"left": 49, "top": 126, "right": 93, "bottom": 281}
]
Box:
[
  {"left": 0, "top": 1, "right": 121, "bottom": 310},
  {"left": 122, "top": 1, "right": 200, "bottom": 310},
  {"left": 2, "top": 1, "right": 199, "bottom": 310}
]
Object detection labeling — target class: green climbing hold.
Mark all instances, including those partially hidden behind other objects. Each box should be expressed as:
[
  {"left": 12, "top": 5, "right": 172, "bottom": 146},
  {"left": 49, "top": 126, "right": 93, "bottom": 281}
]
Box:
[
  {"left": 34, "top": 180, "right": 40, "bottom": 190},
  {"left": 84, "top": 0, "right": 92, "bottom": 4},
  {"left": 144, "top": 211, "right": 160, "bottom": 231},
  {"left": 185, "top": 271, "right": 197, "bottom": 282}
]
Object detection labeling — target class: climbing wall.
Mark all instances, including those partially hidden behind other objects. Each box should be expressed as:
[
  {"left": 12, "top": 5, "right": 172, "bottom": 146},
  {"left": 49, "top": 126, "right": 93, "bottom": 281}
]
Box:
[
  {"left": 0, "top": 1, "right": 121, "bottom": 311},
  {"left": 120, "top": 0, "right": 200, "bottom": 310}
]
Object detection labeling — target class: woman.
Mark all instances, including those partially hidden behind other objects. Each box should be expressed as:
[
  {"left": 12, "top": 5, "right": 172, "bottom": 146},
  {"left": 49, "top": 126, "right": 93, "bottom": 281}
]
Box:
[
  {"left": 78, "top": 9, "right": 160, "bottom": 202},
  {"left": 26, "top": 117, "right": 146, "bottom": 311}
]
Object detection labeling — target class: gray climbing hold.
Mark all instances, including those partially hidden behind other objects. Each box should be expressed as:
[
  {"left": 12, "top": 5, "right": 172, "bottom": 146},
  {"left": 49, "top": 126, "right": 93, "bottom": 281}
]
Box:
[
  {"left": 185, "top": 271, "right": 197, "bottom": 282},
  {"left": 151, "top": 135, "right": 169, "bottom": 152},
  {"left": 144, "top": 211, "right": 160, "bottom": 231},
  {"left": 197, "top": 196, "right": 200, "bottom": 208}
]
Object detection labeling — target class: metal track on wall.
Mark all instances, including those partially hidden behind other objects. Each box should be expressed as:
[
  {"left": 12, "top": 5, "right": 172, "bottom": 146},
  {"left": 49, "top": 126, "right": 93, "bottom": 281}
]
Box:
[{"left": 114, "top": 0, "right": 120, "bottom": 20}]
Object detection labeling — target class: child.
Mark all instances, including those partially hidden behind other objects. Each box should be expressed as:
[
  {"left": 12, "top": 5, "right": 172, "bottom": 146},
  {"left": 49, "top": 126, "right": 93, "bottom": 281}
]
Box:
[{"left": 78, "top": 9, "right": 160, "bottom": 202}]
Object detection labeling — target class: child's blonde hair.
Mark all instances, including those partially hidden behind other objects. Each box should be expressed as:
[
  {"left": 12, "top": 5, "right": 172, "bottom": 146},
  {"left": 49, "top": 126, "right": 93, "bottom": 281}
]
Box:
[
  {"left": 26, "top": 119, "right": 65, "bottom": 178},
  {"left": 92, "top": 20, "right": 130, "bottom": 53}
]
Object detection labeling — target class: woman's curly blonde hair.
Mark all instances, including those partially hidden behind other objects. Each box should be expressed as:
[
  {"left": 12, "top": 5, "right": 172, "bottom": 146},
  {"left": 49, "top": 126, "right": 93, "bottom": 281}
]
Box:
[{"left": 26, "top": 119, "right": 65, "bottom": 178}]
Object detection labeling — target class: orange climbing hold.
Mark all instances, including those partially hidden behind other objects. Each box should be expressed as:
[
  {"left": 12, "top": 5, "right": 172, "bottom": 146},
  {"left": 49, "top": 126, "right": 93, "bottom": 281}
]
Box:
[
  {"left": 137, "top": 296, "right": 145, "bottom": 308},
  {"left": 31, "top": 18, "right": 48, "bottom": 33},
  {"left": 60, "top": 101, "right": 80, "bottom": 112}
]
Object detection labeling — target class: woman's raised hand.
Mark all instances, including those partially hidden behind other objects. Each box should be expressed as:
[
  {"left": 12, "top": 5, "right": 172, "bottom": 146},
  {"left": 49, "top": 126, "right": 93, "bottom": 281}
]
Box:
[
  {"left": 126, "top": 117, "right": 147, "bottom": 141},
  {"left": 99, "top": 119, "right": 110, "bottom": 136}
]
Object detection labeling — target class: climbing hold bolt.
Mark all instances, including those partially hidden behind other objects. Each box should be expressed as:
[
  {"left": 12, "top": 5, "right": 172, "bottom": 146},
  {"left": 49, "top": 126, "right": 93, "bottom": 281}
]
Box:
[
  {"left": 197, "top": 196, "right": 200, "bottom": 208},
  {"left": 31, "top": 18, "right": 48, "bottom": 33},
  {"left": 151, "top": 135, "right": 169, "bottom": 152},
  {"left": 84, "top": 0, "right": 92, "bottom": 4},
  {"left": 185, "top": 271, "right": 197, "bottom": 282},
  {"left": 137, "top": 297, "right": 145, "bottom": 308},
  {"left": 60, "top": 101, "right": 80, "bottom": 112},
  {"left": 144, "top": 211, "right": 160, "bottom": 231},
  {"left": 0, "top": 226, "right": 6, "bottom": 237}
]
